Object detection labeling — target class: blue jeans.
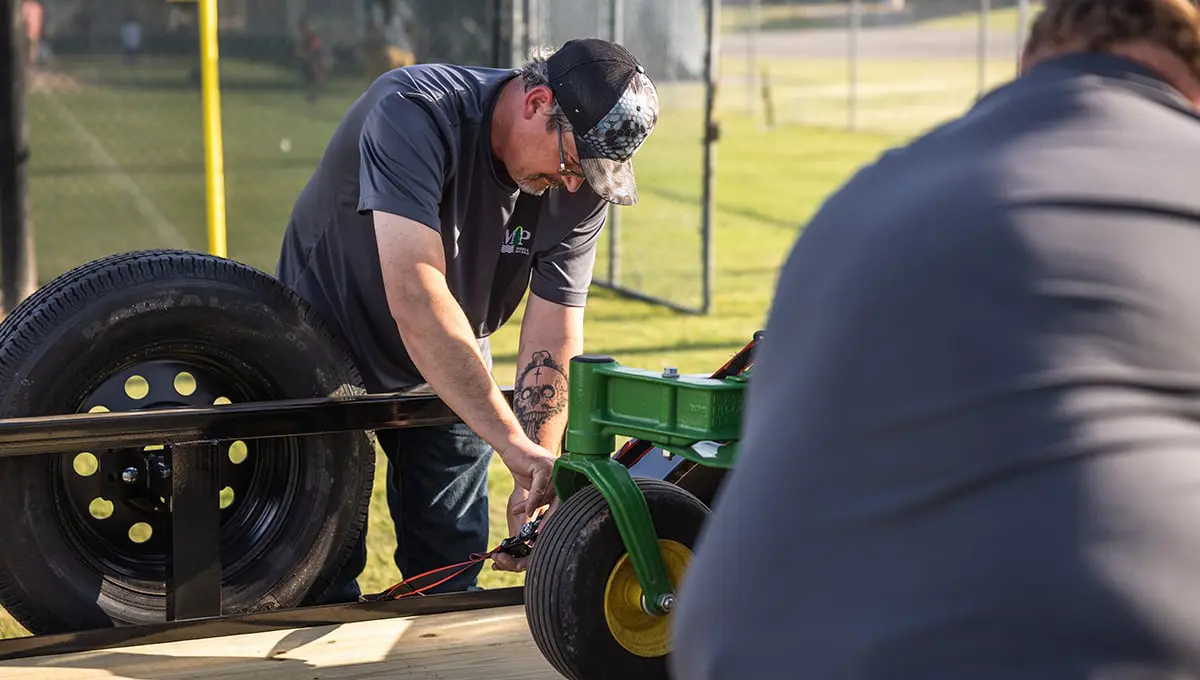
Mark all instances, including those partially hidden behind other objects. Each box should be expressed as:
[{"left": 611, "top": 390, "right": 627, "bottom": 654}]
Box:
[{"left": 308, "top": 421, "right": 493, "bottom": 604}]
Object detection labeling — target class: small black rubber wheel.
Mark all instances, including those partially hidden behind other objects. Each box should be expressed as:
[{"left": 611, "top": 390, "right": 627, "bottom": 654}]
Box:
[
  {"left": 0, "top": 250, "right": 376, "bottom": 635},
  {"left": 525, "top": 478, "right": 710, "bottom": 680}
]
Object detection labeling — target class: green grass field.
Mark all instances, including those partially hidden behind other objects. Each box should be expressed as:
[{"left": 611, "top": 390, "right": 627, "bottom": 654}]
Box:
[
  {"left": 719, "top": 55, "right": 1021, "bottom": 133},
  {"left": 0, "top": 45, "right": 935, "bottom": 639},
  {"left": 720, "top": 1, "right": 1043, "bottom": 32}
]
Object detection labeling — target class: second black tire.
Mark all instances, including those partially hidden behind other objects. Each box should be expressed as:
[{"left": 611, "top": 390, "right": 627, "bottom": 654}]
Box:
[
  {"left": 0, "top": 250, "right": 376, "bottom": 635},
  {"left": 525, "top": 478, "right": 710, "bottom": 680}
]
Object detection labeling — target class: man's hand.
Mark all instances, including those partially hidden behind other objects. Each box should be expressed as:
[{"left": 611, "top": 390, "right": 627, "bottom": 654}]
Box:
[
  {"left": 493, "top": 487, "right": 533, "bottom": 572},
  {"left": 493, "top": 484, "right": 559, "bottom": 573},
  {"left": 498, "top": 439, "right": 556, "bottom": 517},
  {"left": 492, "top": 434, "right": 561, "bottom": 574}
]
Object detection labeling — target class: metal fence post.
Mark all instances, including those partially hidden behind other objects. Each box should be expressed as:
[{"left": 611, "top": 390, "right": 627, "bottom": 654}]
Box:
[
  {"left": 848, "top": 0, "right": 861, "bottom": 131},
  {"left": 1016, "top": 0, "right": 1030, "bottom": 68},
  {"left": 199, "top": 0, "right": 227, "bottom": 258},
  {"left": 605, "top": 0, "right": 623, "bottom": 288},
  {"left": 0, "top": 0, "right": 34, "bottom": 314},
  {"left": 523, "top": 0, "right": 537, "bottom": 48},
  {"left": 493, "top": 0, "right": 506, "bottom": 67},
  {"left": 700, "top": 0, "right": 719, "bottom": 314},
  {"left": 510, "top": 0, "right": 525, "bottom": 66},
  {"left": 747, "top": 0, "right": 759, "bottom": 117},
  {"left": 977, "top": 0, "right": 990, "bottom": 99}
]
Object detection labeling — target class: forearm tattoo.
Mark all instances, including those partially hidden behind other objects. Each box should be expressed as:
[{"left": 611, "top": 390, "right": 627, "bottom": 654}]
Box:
[{"left": 514, "top": 350, "right": 568, "bottom": 443}]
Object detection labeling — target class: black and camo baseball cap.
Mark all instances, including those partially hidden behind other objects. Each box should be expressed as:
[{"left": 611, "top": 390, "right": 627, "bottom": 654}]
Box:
[{"left": 546, "top": 38, "right": 659, "bottom": 206}]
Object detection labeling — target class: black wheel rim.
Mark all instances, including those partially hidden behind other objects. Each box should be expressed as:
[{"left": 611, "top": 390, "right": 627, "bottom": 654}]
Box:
[{"left": 50, "top": 345, "right": 303, "bottom": 592}]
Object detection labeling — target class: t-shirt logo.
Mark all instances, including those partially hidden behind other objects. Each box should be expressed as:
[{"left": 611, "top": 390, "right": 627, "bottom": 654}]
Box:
[{"left": 501, "top": 225, "right": 531, "bottom": 256}]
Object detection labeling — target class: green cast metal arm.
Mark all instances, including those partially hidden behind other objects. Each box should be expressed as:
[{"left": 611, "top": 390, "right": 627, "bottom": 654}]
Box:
[{"left": 552, "top": 354, "right": 748, "bottom": 616}]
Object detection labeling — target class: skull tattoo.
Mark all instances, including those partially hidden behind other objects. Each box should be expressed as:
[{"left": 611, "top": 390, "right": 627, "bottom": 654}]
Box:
[{"left": 515, "top": 350, "right": 568, "bottom": 440}]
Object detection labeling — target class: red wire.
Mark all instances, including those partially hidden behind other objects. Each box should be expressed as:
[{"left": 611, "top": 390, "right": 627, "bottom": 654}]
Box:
[{"left": 375, "top": 544, "right": 504, "bottom": 600}]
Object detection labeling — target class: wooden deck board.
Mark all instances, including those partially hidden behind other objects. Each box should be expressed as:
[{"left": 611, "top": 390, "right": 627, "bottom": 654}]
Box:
[{"left": 0, "top": 606, "right": 563, "bottom": 679}]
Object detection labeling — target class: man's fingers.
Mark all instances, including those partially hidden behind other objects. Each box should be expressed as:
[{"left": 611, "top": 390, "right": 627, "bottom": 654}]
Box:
[
  {"left": 510, "top": 498, "right": 528, "bottom": 518},
  {"left": 491, "top": 553, "right": 528, "bottom": 572},
  {"left": 518, "top": 489, "right": 550, "bottom": 518},
  {"left": 528, "top": 483, "right": 553, "bottom": 515}
]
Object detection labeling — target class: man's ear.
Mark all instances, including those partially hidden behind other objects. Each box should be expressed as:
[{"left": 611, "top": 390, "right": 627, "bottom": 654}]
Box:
[{"left": 522, "top": 84, "right": 554, "bottom": 120}]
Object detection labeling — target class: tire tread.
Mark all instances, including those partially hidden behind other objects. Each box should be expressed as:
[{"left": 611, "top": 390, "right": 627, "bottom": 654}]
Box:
[
  {"left": 525, "top": 478, "right": 708, "bottom": 680},
  {"left": 0, "top": 250, "right": 375, "bottom": 634}
]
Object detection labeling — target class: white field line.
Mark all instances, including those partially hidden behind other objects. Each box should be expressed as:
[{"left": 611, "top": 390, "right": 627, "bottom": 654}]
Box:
[{"left": 41, "top": 91, "right": 190, "bottom": 249}]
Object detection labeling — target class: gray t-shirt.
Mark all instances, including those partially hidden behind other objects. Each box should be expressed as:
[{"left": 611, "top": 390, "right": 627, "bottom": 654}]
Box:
[
  {"left": 276, "top": 64, "right": 607, "bottom": 393},
  {"left": 671, "top": 53, "right": 1200, "bottom": 679}
]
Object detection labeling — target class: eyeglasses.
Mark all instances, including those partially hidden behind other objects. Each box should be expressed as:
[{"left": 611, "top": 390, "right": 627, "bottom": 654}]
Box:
[{"left": 557, "top": 123, "right": 587, "bottom": 180}]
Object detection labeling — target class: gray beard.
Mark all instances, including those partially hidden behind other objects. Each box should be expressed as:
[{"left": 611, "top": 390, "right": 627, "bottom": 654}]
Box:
[{"left": 517, "top": 179, "right": 549, "bottom": 196}]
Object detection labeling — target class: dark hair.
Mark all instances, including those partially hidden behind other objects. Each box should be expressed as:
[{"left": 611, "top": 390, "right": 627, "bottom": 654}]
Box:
[{"left": 1023, "top": 0, "right": 1200, "bottom": 72}]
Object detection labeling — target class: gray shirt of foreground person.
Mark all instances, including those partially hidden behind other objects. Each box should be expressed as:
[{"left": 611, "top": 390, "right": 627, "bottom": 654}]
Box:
[{"left": 671, "top": 52, "right": 1200, "bottom": 680}]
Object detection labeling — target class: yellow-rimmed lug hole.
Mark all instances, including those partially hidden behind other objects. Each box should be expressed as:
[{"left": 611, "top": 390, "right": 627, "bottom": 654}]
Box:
[
  {"left": 88, "top": 405, "right": 109, "bottom": 413},
  {"left": 213, "top": 396, "right": 232, "bottom": 405},
  {"left": 602, "top": 539, "right": 692, "bottom": 658},
  {"left": 174, "top": 372, "right": 197, "bottom": 397},
  {"left": 88, "top": 497, "right": 113, "bottom": 520},
  {"left": 128, "top": 522, "right": 153, "bottom": 544},
  {"left": 124, "top": 375, "right": 150, "bottom": 400},
  {"left": 228, "top": 440, "right": 248, "bottom": 464},
  {"left": 73, "top": 452, "right": 99, "bottom": 476},
  {"left": 219, "top": 486, "right": 235, "bottom": 509}
]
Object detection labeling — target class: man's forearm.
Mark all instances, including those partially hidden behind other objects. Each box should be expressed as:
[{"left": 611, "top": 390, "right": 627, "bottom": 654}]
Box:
[
  {"left": 513, "top": 347, "right": 573, "bottom": 452},
  {"left": 385, "top": 265, "right": 527, "bottom": 457},
  {"left": 513, "top": 304, "right": 583, "bottom": 454}
]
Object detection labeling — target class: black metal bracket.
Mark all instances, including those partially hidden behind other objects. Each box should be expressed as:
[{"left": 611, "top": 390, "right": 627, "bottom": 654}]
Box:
[{"left": 166, "top": 440, "right": 222, "bottom": 622}]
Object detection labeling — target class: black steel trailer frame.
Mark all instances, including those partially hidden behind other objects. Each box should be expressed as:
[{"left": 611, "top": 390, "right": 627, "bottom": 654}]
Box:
[{"left": 0, "top": 387, "right": 523, "bottom": 661}]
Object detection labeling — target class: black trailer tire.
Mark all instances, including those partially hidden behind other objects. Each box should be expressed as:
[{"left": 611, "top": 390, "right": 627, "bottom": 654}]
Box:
[
  {"left": 0, "top": 250, "right": 375, "bottom": 635},
  {"left": 525, "top": 478, "right": 710, "bottom": 680}
]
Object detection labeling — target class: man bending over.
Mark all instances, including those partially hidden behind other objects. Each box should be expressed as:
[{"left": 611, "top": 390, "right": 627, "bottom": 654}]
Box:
[{"left": 276, "top": 38, "right": 659, "bottom": 603}]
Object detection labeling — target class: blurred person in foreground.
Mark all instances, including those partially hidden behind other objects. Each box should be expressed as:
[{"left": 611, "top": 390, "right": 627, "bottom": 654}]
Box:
[
  {"left": 671, "top": 0, "right": 1200, "bottom": 677},
  {"left": 275, "top": 39, "right": 658, "bottom": 603}
]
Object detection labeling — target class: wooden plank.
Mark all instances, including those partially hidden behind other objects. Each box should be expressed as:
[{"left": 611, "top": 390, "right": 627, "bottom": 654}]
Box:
[{"left": 0, "top": 606, "right": 563, "bottom": 679}]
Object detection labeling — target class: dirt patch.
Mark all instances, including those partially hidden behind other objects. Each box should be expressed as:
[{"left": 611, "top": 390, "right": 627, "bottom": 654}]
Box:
[{"left": 27, "top": 69, "right": 84, "bottom": 94}]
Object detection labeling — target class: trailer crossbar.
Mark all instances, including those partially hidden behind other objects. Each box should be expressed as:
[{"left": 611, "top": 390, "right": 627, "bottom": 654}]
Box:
[{"left": 0, "top": 388, "right": 514, "bottom": 456}]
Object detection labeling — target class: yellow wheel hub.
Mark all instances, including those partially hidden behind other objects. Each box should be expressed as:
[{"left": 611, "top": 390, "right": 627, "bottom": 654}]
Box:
[{"left": 602, "top": 538, "right": 692, "bottom": 658}]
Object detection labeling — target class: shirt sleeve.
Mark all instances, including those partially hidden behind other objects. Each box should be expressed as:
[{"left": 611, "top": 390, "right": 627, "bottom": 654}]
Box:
[
  {"left": 357, "top": 93, "right": 450, "bottom": 232},
  {"left": 530, "top": 196, "right": 609, "bottom": 307}
]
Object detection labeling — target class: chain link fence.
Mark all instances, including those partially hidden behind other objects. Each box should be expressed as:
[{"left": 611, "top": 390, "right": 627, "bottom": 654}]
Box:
[
  {"left": 723, "top": 0, "right": 1037, "bottom": 135},
  {"left": 21, "top": 0, "right": 428, "bottom": 283},
  {"left": 15, "top": 0, "right": 715, "bottom": 314}
]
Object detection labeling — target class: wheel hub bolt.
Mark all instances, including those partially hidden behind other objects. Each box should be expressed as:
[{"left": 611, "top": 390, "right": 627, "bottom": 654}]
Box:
[{"left": 121, "top": 467, "right": 139, "bottom": 484}]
